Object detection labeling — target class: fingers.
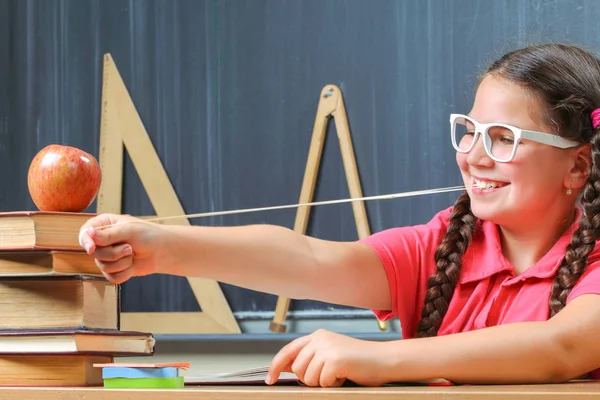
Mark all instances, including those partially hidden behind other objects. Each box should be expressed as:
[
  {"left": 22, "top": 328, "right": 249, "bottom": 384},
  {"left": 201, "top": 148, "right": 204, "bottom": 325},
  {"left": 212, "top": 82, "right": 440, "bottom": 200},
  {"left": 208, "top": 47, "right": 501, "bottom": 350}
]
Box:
[
  {"left": 79, "top": 214, "right": 141, "bottom": 285},
  {"left": 87, "top": 225, "right": 131, "bottom": 248},
  {"left": 80, "top": 225, "right": 128, "bottom": 254},
  {"left": 291, "top": 345, "right": 316, "bottom": 384},
  {"left": 79, "top": 227, "right": 96, "bottom": 254},
  {"left": 79, "top": 214, "right": 119, "bottom": 250},
  {"left": 301, "top": 357, "right": 324, "bottom": 387},
  {"left": 94, "top": 249, "right": 134, "bottom": 283},
  {"left": 95, "top": 254, "right": 133, "bottom": 274},
  {"left": 92, "top": 243, "right": 133, "bottom": 263},
  {"left": 102, "top": 265, "right": 135, "bottom": 284},
  {"left": 80, "top": 214, "right": 119, "bottom": 235},
  {"left": 266, "top": 332, "right": 349, "bottom": 388},
  {"left": 320, "top": 363, "right": 346, "bottom": 388},
  {"left": 266, "top": 335, "right": 311, "bottom": 385},
  {"left": 79, "top": 214, "right": 141, "bottom": 252}
]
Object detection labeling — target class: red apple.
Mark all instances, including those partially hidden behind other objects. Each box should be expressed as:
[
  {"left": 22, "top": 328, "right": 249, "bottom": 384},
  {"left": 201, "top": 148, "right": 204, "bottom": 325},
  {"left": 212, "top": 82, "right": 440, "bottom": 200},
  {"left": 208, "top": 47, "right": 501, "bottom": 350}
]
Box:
[{"left": 27, "top": 144, "right": 102, "bottom": 212}]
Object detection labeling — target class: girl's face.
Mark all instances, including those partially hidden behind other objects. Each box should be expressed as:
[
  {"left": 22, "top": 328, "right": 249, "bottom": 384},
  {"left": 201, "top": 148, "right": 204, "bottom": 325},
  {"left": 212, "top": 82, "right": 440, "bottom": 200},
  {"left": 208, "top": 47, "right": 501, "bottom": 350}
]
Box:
[{"left": 456, "top": 74, "right": 576, "bottom": 228}]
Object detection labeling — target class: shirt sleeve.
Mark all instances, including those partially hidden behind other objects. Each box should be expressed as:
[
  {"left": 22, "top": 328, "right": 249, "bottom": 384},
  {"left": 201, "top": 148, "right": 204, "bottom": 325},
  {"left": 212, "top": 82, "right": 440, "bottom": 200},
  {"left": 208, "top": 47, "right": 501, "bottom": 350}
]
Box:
[
  {"left": 567, "top": 251, "right": 600, "bottom": 303},
  {"left": 359, "top": 208, "right": 451, "bottom": 338}
]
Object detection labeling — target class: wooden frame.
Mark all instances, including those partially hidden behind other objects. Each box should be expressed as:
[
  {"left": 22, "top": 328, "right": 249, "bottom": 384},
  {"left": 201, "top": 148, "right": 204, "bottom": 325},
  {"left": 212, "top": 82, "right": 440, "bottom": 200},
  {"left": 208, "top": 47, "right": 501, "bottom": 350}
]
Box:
[
  {"left": 97, "top": 53, "right": 240, "bottom": 334},
  {"left": 269, "top": 85, "right": 387, "bottom": 333}
]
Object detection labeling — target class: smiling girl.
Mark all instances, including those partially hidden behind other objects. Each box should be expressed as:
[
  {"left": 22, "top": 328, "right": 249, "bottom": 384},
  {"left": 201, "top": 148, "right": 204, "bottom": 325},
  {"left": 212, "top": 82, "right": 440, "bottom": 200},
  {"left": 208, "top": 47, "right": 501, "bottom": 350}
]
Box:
[{"left": 79, "top": 43, "right": 600, "bottom": 387}]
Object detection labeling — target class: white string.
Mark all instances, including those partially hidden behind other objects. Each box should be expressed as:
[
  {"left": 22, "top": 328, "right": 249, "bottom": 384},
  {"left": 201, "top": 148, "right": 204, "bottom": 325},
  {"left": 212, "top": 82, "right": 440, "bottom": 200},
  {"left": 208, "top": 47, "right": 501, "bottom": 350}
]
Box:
[{"left": 98, "top": 185, "right": 466, "bottom": 229}]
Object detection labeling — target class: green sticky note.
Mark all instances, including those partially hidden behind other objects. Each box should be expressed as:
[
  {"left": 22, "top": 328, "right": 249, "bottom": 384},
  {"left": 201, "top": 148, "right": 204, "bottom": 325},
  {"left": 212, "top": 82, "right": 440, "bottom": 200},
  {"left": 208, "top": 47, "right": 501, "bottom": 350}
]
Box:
[{"left": 103, "top": 376, "right": 184, "bottom": 388}]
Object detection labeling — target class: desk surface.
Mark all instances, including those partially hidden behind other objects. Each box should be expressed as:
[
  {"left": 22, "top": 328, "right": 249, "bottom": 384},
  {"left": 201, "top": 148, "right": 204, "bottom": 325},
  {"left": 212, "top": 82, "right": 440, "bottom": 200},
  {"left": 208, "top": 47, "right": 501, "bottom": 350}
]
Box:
[{"left": 2, "top": 382, "right": 600, "bottom": 399}]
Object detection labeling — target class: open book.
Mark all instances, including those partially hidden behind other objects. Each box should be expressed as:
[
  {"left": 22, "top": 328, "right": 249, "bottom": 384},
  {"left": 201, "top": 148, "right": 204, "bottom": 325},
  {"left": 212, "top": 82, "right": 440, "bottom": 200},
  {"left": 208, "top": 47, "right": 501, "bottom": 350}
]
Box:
[
  {"left": 183, "top": 366, "right": 452, "bottom": 386},
  {"left": 184, "top": 366, "right": 297, "bottom": 385}
]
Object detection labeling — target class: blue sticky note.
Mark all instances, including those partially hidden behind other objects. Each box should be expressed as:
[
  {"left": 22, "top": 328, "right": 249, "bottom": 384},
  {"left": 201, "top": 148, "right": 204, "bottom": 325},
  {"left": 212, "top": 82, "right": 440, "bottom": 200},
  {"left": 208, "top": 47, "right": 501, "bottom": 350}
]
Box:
[{"left": 102, "top": 367, "right": 180, "bottom": 379}]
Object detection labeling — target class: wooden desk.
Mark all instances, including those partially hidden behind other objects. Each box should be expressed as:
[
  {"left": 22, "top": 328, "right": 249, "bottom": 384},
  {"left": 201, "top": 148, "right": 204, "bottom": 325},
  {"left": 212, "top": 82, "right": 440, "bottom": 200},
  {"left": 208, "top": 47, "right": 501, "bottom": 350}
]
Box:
[{"left": 2, "top": 382, "right": 600, "bottom": 399}]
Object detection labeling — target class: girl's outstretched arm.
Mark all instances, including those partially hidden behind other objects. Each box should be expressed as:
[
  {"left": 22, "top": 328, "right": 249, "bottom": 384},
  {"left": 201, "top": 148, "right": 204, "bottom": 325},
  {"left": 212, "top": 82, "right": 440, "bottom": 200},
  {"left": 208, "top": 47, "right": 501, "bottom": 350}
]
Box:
[
  {"left": 163, "top": 223, "right": 391, "bottom": 310},
  {"left": 80, "top": 214, "right": 392, "bottom": 312}
]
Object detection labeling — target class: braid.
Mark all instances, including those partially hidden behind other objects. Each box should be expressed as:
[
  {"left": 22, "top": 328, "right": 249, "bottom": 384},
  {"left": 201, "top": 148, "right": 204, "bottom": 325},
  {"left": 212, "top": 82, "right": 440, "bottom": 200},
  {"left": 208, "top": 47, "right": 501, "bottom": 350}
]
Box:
[
  {"left": 549, "top": 129, "right": 600, "bottom": 317},
  {"left": 415, "top": 191, "right": 477, "bottom": 338}
]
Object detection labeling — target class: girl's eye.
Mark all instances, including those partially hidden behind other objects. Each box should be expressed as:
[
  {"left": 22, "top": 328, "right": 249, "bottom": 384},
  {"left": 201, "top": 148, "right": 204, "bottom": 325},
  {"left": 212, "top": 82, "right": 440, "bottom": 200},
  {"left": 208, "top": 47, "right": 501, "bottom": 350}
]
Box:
[{"left": 501, "top": 136, "right": 514, "bottom": 145}]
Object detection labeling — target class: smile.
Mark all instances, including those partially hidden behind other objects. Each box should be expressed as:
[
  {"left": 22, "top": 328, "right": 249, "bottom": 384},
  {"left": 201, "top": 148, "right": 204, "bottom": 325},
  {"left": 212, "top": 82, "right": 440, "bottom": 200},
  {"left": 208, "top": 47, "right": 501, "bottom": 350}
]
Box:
[{"left": 472, "top": 178, "right": 510, "bottom": 190}]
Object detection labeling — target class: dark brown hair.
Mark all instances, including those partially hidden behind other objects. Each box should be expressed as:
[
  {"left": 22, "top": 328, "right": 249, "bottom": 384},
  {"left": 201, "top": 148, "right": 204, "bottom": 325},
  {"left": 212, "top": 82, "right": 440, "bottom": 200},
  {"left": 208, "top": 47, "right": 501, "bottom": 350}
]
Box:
[{"left": 416, "top": 43, "right": 600, "bottom": 338}]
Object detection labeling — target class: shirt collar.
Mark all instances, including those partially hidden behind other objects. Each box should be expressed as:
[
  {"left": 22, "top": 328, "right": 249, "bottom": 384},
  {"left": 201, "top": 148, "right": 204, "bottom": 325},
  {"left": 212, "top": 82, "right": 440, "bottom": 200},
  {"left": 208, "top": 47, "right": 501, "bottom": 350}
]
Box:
[{"left": 459, "top": 207, "right": 582, "bottom": 284}]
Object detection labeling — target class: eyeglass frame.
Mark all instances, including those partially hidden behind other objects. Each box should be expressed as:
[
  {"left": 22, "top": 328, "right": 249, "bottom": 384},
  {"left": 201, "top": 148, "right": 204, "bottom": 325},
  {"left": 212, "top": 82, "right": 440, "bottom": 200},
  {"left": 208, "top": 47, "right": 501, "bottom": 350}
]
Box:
[{"left": 449, "top": 113, "right": 581, "bottom": 163}]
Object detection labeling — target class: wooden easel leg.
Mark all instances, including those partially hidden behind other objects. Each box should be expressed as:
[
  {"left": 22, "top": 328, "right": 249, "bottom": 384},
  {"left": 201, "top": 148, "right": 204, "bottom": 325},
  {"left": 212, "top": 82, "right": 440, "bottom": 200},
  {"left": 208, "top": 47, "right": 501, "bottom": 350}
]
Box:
[
  {"left": 269, "top": 85, "right": 387, "bottom": 333},
  {"left": 269, "top": 86, "right": 336, "bottom": 333},
  {"left": 330, "top": 87, "right": 387, "bottom": 332}
]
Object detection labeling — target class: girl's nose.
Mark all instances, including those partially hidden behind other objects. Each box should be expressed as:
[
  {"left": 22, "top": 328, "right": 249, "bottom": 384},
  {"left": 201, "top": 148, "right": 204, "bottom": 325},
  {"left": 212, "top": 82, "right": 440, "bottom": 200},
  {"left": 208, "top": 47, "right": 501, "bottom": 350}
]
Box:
[{"left": 466, "top": 134, "right": 494, "bottom": 167}]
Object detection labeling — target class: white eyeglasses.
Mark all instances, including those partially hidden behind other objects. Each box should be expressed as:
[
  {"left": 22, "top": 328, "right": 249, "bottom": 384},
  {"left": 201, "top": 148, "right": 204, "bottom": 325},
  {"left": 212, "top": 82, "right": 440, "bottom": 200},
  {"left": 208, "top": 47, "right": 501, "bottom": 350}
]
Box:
[{"left": 450, "top": 114, "right": 580, "bottom": 162}]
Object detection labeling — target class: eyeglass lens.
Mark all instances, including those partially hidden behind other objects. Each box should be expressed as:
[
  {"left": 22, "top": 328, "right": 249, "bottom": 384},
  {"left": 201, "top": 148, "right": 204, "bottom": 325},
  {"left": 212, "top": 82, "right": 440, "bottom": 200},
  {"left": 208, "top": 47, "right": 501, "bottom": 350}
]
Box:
[{"left": 453, "top": 117, "right": 515, "bottom": 161}]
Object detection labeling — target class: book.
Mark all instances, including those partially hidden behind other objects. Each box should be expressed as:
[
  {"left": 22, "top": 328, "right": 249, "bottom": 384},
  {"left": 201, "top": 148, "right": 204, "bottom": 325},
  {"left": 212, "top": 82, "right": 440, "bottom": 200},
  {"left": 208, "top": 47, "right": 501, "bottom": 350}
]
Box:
[
  {"left": 0, "top": 211, "right": 95, "bottom": 250},
  {"left": 0, "top": 251, "right": 101, "bottom": 277},
  {"left": 0, "top": 329, "right": 154, "bottom": 356},
  {"left": 183, "top": 366, "right": 453, "bottom": 386},
  {"left": 184, "top": 366, "right": 298, "bottom": 385},
  {"left": 0, "top": 354, "right": 112, "bottom": 386},
  {"left": 0, "top": 276, "right": 118, "bottom": 330}
]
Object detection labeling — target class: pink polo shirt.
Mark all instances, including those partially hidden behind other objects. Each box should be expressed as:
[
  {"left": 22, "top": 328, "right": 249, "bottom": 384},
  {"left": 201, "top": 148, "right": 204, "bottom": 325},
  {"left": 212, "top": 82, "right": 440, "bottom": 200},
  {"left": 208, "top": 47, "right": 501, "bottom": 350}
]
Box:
[{"left": 362, "top": 206, "right": 600, "bottom": 378}]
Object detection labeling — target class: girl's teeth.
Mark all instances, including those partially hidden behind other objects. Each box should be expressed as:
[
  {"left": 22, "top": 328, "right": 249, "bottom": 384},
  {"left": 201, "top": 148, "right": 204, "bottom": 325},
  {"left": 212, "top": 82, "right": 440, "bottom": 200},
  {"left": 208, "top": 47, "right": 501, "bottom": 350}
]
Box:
[{"left": 475, "top": 181, "right": 500, "bottom": 189}]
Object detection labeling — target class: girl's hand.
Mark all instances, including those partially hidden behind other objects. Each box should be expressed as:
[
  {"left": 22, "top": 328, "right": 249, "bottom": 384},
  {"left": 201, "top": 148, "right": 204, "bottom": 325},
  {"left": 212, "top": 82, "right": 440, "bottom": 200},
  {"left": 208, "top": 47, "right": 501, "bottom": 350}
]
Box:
[
  {"left": 78, "top": 213, "right": 173, "bottom": 284},
  {"left": 267, "top": 329, "right": 391, "bottom": 387}
]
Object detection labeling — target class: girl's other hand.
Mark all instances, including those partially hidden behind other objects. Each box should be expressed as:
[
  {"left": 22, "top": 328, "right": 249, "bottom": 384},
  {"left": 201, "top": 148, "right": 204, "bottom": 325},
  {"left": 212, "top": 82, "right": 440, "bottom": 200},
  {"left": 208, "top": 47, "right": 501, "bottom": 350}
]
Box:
[{"left": 266, "top": 329, "right": 391, "bottom": 387}]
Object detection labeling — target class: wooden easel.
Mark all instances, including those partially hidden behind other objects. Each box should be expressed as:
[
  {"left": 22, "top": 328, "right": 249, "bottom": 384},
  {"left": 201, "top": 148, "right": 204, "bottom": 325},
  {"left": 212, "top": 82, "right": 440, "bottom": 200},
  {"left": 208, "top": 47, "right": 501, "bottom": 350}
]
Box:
[
  {"left": 269, "top": 85, "right": 387, "bottom": 333},
  {"left": 97, "top": 53, "right": 240, "bottom": 335}
]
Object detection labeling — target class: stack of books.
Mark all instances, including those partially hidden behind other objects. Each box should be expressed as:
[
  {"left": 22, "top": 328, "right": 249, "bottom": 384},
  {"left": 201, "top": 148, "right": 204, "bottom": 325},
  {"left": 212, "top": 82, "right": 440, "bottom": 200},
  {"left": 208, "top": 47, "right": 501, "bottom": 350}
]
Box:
[{"left": 0, "top": 211, "right": 154, "bottom": 386}]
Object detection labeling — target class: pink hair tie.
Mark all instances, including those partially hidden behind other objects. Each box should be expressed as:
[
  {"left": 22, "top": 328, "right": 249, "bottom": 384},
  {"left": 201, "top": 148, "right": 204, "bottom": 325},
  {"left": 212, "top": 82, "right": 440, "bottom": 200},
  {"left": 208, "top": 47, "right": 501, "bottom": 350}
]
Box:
[{"left": 592, "top": 108, "right": 600, "bottom": 129}]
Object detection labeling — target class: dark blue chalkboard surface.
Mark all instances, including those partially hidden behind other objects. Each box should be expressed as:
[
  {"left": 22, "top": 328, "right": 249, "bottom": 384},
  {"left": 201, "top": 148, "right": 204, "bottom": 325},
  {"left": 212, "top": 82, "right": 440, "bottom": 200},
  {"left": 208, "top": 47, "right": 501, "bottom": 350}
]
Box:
[{"left": 1, "top": 0, "right": 599, "bottom": 323}]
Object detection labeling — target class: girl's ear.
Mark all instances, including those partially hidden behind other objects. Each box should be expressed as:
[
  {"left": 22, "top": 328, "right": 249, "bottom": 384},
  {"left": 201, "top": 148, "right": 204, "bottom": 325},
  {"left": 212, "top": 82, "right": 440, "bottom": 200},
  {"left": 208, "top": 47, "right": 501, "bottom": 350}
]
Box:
[{"left": 566, "top": 143, "right": 592, "bottom": 190}]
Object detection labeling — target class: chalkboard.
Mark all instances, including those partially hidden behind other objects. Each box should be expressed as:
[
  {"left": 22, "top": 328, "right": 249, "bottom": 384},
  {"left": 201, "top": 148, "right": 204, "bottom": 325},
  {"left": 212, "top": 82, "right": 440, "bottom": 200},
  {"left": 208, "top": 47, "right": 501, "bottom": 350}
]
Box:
[{"left": 1, "top": 0, "right": 600, "bottom": 320}]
